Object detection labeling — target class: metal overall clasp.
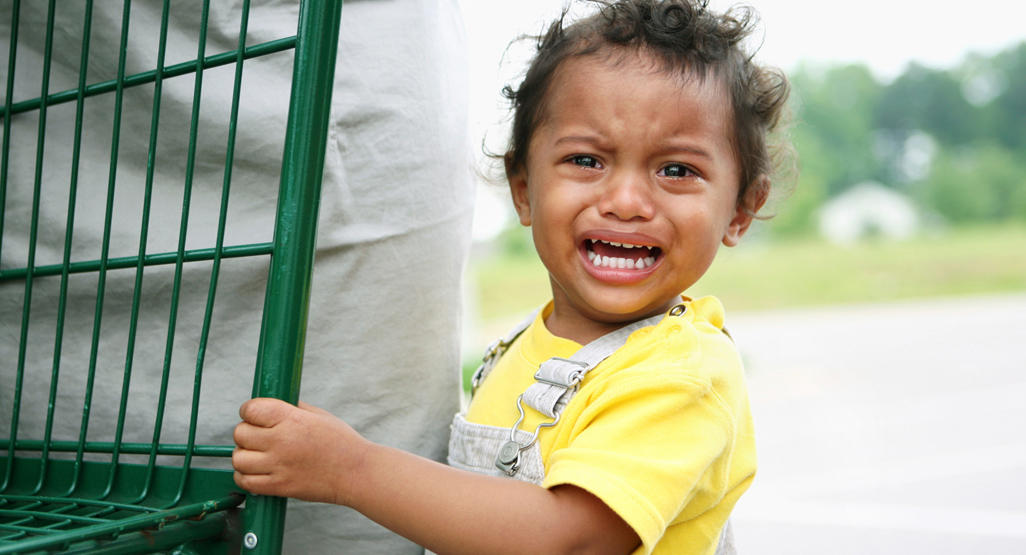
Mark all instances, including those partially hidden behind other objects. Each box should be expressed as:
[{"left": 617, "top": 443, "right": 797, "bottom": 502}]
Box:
[
  {"left": 494, "top": 393, "right": 563, "bottom": 476},
  {"left": 495, "top": 440, "right": 525, "bottom": 475}
]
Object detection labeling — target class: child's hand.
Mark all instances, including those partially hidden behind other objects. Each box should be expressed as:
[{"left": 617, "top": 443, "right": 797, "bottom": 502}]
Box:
[
  {"left": 232, "top": 398, "right": 365, "bottom": 505},
  {"left": 233, "top": 400, "right": 641, "bottom": 553}
]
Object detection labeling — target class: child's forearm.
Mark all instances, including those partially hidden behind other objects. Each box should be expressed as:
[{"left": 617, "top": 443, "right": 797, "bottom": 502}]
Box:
[
  {"left": 344, "top": 441, "right": 639, "bottom": 555},
  {"left": 232, "top": 399, "right": 638, "bottom": 554}
]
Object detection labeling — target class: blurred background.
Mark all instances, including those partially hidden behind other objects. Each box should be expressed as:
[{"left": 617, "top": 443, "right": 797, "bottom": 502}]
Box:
[{"left": 457, "top": 1, "right": 1026, "bottom": 553}]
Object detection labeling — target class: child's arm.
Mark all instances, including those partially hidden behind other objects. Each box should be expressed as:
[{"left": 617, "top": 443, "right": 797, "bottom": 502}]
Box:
[{"left": 232, "top": 398, "right": 640, "bottom": 555}]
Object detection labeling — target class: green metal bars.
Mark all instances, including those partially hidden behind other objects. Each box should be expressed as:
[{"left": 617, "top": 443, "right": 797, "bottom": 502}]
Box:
[
  {"left": 0, "top": 0, "right": 342, "bottom": 552},
  {"left": 244, "top": 0, "right": 343, "bottom": 552}
]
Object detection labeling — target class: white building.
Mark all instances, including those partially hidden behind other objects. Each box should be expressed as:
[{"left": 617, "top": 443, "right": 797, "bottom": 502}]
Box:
[{"left": 818, "top": 182, "right": 920, "bottom": 244}]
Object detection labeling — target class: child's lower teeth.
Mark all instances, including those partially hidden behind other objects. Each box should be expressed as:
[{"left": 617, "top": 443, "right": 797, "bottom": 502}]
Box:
[{"left": 588, "top": 251, "right": 655, "bottom": 269}]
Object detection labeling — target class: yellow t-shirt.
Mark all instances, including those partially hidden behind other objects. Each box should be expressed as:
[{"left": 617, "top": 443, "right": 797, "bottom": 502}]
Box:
[{"left": 466, "top": 296, "right": 756, "bottom": 555}]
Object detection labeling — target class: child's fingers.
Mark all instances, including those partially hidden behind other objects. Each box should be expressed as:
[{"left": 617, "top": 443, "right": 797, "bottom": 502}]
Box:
[
  {"left": 233, "top": 470, "right": 278, "bottom": 496},
  {"left": 238, "top": 397, "right": 292, "bottom": 427},
  {"left": 231, "top": 447, "right": 271, "bottom": 476},
  {"left": 232, "top": 455, "right": 297, "bottom": 498},
  {"left": 233, "top": 421, "right": 273, "bottom": 450}
]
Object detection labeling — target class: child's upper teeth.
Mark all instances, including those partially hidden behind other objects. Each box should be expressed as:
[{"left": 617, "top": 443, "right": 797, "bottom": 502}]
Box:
[{"left": 592, "top": 239, "right": 643, "bottom": 249}]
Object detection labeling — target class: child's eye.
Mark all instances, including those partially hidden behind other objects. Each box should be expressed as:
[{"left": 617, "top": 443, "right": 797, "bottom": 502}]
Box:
[
  {"left": 568, "top": 155, "right": 601, "bottom": 169},
  {"left": 659, "top": 164, "right": 696, "bottom": 178}
]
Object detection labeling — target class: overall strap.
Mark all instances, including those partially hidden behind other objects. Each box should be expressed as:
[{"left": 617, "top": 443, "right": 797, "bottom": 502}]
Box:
[
  {"left": 470, "top": 309, "right": 538, "bottom": 395},
  {"left": 522, "top": 312, "right": 664, "bottom": 418},
  {"left": 493, "top": 306, "right": 676, "bottom": 476}
]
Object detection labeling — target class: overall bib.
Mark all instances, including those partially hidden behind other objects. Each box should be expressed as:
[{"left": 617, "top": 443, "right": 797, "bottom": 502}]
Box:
[{"left": 447, "top": 304, "right": 737, "bottom": 554}]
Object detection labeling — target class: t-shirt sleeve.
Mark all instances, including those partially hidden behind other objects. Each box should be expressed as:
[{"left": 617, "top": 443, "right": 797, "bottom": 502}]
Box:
[{"left": 542, "top": 369, "right": 736, "bottom": 554}]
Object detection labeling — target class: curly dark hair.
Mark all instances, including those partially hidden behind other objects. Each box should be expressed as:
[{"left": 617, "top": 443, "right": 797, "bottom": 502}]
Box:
[{"left": 502, "top": 0, "right": 792, "bottom": 211}]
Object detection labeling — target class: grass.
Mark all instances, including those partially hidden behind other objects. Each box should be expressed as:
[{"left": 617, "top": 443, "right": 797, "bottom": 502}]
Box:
[
  {"left": 462, "top": 222, "right": 1026, "bottom": 390},
  {"left": 689, "top": 223, "right": 1026, "bottom": 311},
  {"left": 467, "top": 222, "right": 1026, "bottom": 328}
]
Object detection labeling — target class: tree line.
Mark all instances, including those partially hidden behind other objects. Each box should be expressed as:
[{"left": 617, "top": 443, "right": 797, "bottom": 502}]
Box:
[{"left": 772, "top": 40, "right": 1026, "bottom": 236}]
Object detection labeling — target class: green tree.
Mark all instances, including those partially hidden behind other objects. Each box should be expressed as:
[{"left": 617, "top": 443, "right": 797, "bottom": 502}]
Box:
[
  {"left": 987, "top": 43, "right": 1026, "bottom": 149},
  {"left": 790, "top": 64, "right": 885, "bottom": 196},
  {"left": 768, "top": 119, "right": 827, "bottom": 236},
  {"left": 873, "top": 63, "right": 982, "bottom": 147},
  {"left": 916, "top": 143, "right": 1026, "bottom": 222}
]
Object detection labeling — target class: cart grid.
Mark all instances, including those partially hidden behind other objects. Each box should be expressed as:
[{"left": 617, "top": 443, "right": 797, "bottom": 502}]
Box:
[{"left": 0, "top": 0, "right": 342, "bottom": 551}]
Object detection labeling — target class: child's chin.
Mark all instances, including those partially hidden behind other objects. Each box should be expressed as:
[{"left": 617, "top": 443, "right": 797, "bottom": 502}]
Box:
[{"left": 579, "top": 297, "right": 671, "bottom": 324}]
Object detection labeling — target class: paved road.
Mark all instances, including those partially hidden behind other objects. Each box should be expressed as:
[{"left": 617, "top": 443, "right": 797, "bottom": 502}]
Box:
[{"left": 727, "top": 293, "right": 1026, "bottom": 554}]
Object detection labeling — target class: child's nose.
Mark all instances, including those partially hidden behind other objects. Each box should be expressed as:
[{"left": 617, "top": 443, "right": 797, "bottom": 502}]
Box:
[{"left": 597, "top": 170, "right": 655, "bottom": 221}]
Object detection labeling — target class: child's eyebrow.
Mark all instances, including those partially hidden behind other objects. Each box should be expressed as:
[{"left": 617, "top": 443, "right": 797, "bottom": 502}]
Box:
[
  {"left": 552, "top": 135, "right": 717, "bottom": 161},
  {"left": 554, "top": 135, "right": 605, "bottom": 147},
  {"left": 662, "top": 144, "right": 714, "bottom": 159}
]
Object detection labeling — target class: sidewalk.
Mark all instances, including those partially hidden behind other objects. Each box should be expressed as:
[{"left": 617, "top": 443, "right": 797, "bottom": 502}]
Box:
[{"left": 727, "top": 294, "right": 1026, "bottom": 554}]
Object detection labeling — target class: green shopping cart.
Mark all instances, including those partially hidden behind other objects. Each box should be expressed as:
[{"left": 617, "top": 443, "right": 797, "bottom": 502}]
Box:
[{"left": 0, "top": 0, "right": 341, "bottom": 552}]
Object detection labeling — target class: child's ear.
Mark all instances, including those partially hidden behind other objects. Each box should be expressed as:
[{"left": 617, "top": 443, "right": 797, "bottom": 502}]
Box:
[
  {"left": 506, "top": 153, "right": 532, "bottom": 227},
  {"left": 722, "top": 175, "right": 769, "bottom": 247}
]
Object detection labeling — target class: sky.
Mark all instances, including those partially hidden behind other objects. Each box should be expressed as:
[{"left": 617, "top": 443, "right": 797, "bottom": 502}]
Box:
[{"left": 457, "top": 0, "right": 1026, "bottom": 240}]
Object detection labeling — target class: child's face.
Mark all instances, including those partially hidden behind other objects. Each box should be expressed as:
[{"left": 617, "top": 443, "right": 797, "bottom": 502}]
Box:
[{"left": 508, "top": 51, "right": 761, "bottom": 341}]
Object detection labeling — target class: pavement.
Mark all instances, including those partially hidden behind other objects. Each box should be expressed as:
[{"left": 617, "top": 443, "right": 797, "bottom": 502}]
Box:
[{"left": 726, "top": 293, "right": 1026, "bottom": 554}]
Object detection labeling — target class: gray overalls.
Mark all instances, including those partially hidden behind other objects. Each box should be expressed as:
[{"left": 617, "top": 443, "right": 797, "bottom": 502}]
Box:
[{"left": 446, "top": 304, "right": 737, "bottom": 554}]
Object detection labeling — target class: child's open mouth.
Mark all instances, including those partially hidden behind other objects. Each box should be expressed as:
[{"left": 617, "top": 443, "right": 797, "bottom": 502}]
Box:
[{"left": 585, "top": 239, "right": 661, "bottom": 270}]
